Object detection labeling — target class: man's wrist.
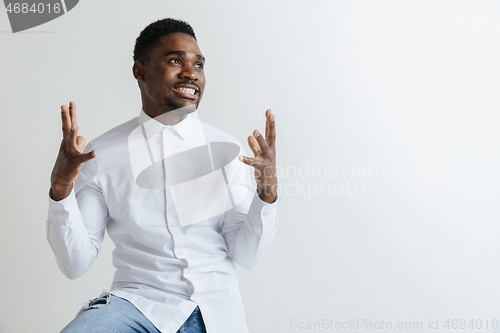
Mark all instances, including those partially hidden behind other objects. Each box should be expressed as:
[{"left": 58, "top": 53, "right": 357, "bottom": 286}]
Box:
[
  {"left": 257, "top": 186, "right": 277, "bottom": 204},
  {"left": 50, "top": 182, "right": 73, "bottom": 201}
]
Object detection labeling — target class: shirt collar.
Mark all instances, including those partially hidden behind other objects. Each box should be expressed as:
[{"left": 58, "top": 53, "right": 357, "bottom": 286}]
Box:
[{"left": 138, "top": 109, "right": 192, "bottom": 141}]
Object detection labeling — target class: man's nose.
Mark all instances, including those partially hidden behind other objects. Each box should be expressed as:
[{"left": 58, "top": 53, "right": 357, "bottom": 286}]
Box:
[{"left": 179, "top": 65, "right": 197, "bottom": 80}]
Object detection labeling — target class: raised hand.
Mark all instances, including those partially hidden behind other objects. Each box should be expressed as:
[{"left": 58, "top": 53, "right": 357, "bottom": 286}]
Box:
[
  {"left": 239, "top": 109, "right": 277, "bottom": 203},
  {"left": 50, "top": 101, "right": 95, "bottom": 201}
]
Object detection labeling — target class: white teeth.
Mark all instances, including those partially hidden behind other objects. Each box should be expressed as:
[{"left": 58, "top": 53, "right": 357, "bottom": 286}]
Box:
[{"left": 177, "top": 87, "right": 195, "bottom": 94}]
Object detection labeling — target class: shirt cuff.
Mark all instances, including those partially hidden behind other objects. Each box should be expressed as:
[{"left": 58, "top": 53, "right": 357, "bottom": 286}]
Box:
[
  {"left": 47, "top": 187, "right": 80, "bottom": 224},
  {"left": 249, "top": 190, "right": 278, "bottom": 227}
]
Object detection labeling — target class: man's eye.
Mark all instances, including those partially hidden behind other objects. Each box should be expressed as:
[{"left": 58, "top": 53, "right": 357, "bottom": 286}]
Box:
[
  {"left": 170, "top": 59, "right": 180, "bottom": 64},
  {"left": 195, "top": 63, "right": 203, "bottom": 69}
]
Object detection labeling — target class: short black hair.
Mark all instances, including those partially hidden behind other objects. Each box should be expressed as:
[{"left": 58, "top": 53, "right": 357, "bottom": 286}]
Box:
[{"left": 133, "top": 18, "right": 197, "bottom": 63}]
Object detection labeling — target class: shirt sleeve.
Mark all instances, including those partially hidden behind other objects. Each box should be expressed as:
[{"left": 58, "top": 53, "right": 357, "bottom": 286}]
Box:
[
  {"left": 46, "top": 142, "right": 109, "bottom": 279},
  {"left": 221, "top": 145, "right": 278, "bottom": 270}
]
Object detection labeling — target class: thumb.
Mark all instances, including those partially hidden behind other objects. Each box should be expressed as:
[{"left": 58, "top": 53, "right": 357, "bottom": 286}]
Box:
[
  {"left": 77, "top": 150, "right": 96, "bottom": 164},
  {"left": 239, "top": 155, "right": 255, "bottom": 167}
]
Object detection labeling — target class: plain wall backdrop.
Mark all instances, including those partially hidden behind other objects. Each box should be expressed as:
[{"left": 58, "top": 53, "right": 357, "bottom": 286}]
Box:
[{"left": 2, "top": 1, "right": 500, "bottom": 332}]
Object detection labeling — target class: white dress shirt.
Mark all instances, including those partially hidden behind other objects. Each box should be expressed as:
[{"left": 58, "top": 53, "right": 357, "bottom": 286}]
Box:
[{"left": 46, "top": 109, "right": 278, "bottom": 333}]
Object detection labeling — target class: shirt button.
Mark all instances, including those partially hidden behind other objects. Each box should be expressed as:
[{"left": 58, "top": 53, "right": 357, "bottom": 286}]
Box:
[
  {"left": 178, "top": 250, "right": 184, "bottom": 256},
  {"left": 170, "top": 222, "right": 176, "bottom": 227},
  {"left": 263, "top": 212, "right": 268, "bottom": 216},
  {"left": 169, "top": 186, "right": 173, "bottom": 192},
  {"left": 186, "top": 269, "right": 191, "bottom": 275},
  {"left": 165, "top": 150, "right": 172, "bottom": 157},
  {"left": 61, "top": 211, "right": 67, "bottom": 216},
  {"left": 193, "top": 296, "right": 200, "bottom": 302}
]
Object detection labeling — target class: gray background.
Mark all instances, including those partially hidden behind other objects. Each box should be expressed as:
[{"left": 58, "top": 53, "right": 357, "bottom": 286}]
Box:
[{"left": 1, "top": 0, "right": 500, "bottom": 332}]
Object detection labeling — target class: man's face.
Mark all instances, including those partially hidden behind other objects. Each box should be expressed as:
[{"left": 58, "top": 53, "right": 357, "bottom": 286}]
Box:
[{"left": 135, "top": 33, "right": 206, "bottom": 114}]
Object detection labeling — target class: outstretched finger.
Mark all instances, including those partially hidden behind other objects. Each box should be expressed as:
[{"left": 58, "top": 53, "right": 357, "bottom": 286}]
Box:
[
  {"left": 247, "top": 135, "right": 261, "bottom": 157},
  {"left": 253, "top": 129, "right": 270, "bottom": 156},
  {"left": 69, "top": 101, "right": 76, "bottom": 124},
  {"left": 61, "top": 105, "right": 71, "bottom": 139},
  {"left": 67, "top": 123, "right": 80, "bottom": 149},
  {"left": 265, "top": 110, "right": 276, "bottom": 149}
]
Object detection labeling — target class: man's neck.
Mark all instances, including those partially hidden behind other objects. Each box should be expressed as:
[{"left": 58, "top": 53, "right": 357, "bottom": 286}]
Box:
[{"left": 143, "top": 106, "right": 190, "bottom": 126}]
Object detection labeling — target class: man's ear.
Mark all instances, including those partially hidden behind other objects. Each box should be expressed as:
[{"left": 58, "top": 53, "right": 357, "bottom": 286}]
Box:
[{"left": 133, "top": 61, "right": 145, "bottom": 85}]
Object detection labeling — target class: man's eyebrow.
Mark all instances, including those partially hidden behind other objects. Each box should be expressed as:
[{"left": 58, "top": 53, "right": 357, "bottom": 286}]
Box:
[
  {"left": 164, "top": 50, "right": 186, "bottom": 57},
  {"left": 164, "top": 50, "right": 205, "bottom": 61}
]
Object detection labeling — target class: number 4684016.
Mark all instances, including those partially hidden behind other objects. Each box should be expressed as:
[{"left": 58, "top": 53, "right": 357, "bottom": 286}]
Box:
[
  {"left": 5, "top": 3, "right": 61, "bottom": 14},
  {"left": 443, "top": 319, "right": 498, "bottom": 330}
]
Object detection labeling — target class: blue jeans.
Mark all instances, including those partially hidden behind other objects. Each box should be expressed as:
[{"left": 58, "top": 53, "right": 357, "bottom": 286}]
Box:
[{"left": 60, "top": 293, "right": 207, "bottom": 333}]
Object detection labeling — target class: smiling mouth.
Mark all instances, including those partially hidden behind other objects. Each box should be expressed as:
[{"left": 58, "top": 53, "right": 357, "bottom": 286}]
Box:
[{"left": 173, "top": 86, "right": 198, "bottom": 100}]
